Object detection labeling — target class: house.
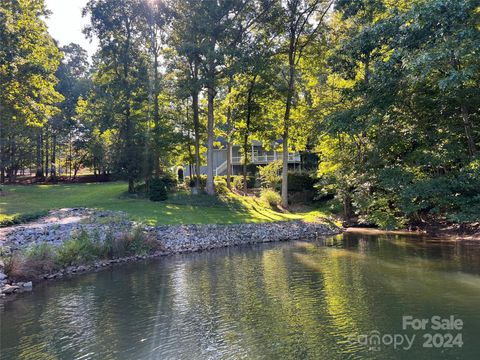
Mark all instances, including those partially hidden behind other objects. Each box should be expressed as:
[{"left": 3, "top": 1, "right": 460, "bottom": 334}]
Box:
[{"left": 183, "top": 138, "right": 301, "bottom": 177}]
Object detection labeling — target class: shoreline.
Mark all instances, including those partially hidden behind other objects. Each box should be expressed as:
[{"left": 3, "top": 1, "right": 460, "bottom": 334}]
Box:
[
  {"left": 346, "top": 226, "right": 480, "bottom": 242},
  {"left": 0, "top": 209, "right": 340, "bottom": 300}
]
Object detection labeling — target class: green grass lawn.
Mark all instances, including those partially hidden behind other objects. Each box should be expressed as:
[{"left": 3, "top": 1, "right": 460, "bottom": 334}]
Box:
[{"left": 0, "top": 182, "right": 332, "bottom": 226}]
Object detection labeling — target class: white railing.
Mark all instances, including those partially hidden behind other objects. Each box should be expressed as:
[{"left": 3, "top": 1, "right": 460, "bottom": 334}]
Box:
[
  {"left": 232, "top": 156, "right": 244, "bottom": 164},
  {"left": 231, "top": 152, "right": 300, "bottom": 165},
  {"left": 215, "top": 152, "right": 301, "bottom": 176},
  {"left": 215, "top": 160, "right": 228, "bottom": 176}
]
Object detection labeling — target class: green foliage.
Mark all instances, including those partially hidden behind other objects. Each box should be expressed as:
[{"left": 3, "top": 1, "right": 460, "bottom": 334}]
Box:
[
  {"left": 287, "top": 172, "right": 316, "bottom": 192},
  {"left": 214, "top": 178, "right": 229, "bottom": 195},
  {"left": 24, "top": 243, "right": 58, "bottom": 275},
  {"left": 3, "top": 0, "right": 479, "bottom": 229},
  {"left": 102, "top": 232, "right": 127, "bottom": 258},
  {"left": 3, "top": 227, "right": 162, "bottom": 279},
  {"left": 54, "top": 228, "right": 159, "bottom": 267},
  {"left": 260, "top": 188, "right": 282, "bottom": 207},
  {"left": 232, "top": 176, "right": 256, "bottom": 190},
  {"left": 246, "top": 163, "right": 258, "bottom": 176},
  {"left": 124, "top": 228, "right": 158, "bottom": 256},
  {"left": 27, "top": 243, "right": 56, "bottom": 261},
  {"left": 0, "top": 0, "right": 63, "bottom": 127},
  {"left": 56, "top": 230, "right": 104, "bottom": 267},
  {"left": 159, "top": 173, "right": 178, "bottom": 191},
  {"left": 186, "top": 175, "right": 207, "bottom": 189},
  {"left": 314, "top": 0, "right": 480, "bottom": 227},
  {"left": 398, "top": 164, "right": 480, "bottom": 223},
  {"left": 0, "top": 211, "right": 48, "bottom": 228},
  {"left": 149, "top": 178, "right": 168, "bottom": 202},
  {"left": 258, "top": 160, "right": 282, "bottom": 189},
  {"left": 103, "top": 227, "right": 158, "bottom": 258}
]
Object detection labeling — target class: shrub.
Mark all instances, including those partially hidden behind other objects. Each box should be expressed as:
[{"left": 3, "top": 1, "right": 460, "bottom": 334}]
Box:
[
  {"left": 149, "top": 178, "right": 168, "bottom": 201},
  {"left": 0, "top": 211, "right": 48, "bottom": 228},
  {"left": 159, "top": 172, "right": 177, "bottom": 191},
  {"left": 232, "top": 175, "right": 255, "bottom": 190},
  {"left": 26, "top": 243, "right": 57, "bottom": 273},
  {"left": 103, "top": 228, "right": 160, "bottom": 258},
  {"left": 4, "top": 243, "right": 59, "bottom": 280},
  {"left": 187, "top": 175, "right": 207, "bottom": 188},
  {"left": 134, "top": 182, "right": 147, "bottom": 193},
  {"left": 56, "top": 231, "right": 103, "bottom": 267},
  {"left": 214, "top": 177, "right": 229, "bottom": 195},
  {"left": 3, "top": 229, "right": 162, "bottom": 279},
  {"left": 102, "top": 231, "right": 127, "bottom": 258},
  {"left": 258, "top": 160, "right": 282, "bottom": 189},
  {"left": 126, "top": 227, "right": 154, "bottom": 255},
  {"left": 260, "top": 188, "right": 282, "bottom": 207},
  {"left": 246, "top": 163, "right": 258, "bottom": 176},
  {"left": 216, "top": 175, "right": 235, "bottom": 184},
  {"left": 4, "top": 254, "right": 28, "bottom": 280},
  {"left": 287, "top": 172, "right": 315, "bottom": 192}
]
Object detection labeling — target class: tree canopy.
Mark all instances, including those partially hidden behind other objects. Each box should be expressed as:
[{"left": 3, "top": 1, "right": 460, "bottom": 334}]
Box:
[{"left": 1, "top": 0, "right": 479, "bottom": 227}]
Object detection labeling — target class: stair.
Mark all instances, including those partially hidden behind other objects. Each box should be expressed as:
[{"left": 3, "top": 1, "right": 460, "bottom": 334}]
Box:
[{"left": 215, "top": 160, "right": 228, "bottom": 176}]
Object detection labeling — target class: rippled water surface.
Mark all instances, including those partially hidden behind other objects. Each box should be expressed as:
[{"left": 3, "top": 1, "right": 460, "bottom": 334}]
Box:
[{"left": 2, "top": 232, "right": 480, "bottom": 359}]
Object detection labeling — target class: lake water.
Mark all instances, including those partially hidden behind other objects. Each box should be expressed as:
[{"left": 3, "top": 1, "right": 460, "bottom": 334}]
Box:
[{"left": 2, "top": 231, "right": 480, "bottom": 359}]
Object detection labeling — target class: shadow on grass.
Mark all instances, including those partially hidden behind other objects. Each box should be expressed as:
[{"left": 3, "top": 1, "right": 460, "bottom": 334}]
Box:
[{"left": 163, "top": 191, "right": 282, "bottom": 223}]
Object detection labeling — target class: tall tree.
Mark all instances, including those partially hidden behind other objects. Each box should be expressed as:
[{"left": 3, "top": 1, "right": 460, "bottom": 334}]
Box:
[
  {"left": 141, "top": 0, "right": 169, "bottom": 177},
  {"left": 278, "top": 0, "right": 333, "bottom": 206},
  {"left": 167, "top": 0, "right": 204, "bottom": 189},
  {"left": 0, "top": 0, "right": 63, "bottom": 182},
  {"left": 51, "top": 43, "right": 91, "bottom": 180},
  {"left": 84, "top": 0, "right": 150, "bottom": 192}
]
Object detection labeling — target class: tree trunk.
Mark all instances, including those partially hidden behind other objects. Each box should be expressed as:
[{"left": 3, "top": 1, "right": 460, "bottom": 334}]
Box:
[
  {"left": 449, "top": 53, "right": 477, "bottom": 157},
  {"left": 192, "top": 90, "right": 201, "bottom": 189},
  {"left": 343, "top": 193, "right": 353, "bottom": 223},
  {"left": 35, "top": 129, "right": 44, "bottom": 179},
  {"left": 51, "top": 133, "right": 57, "bottom": 179},
  {"left": 243, "top": 134, "right": 249, "bottom": 195},
  {"left": 205, "top": 36, "right": 217, "bottom": 196},
  {"left": 123, "top": 20, "right": 135, "bottom": 194},
  {"left": 243, "top": 75, "right": 257, "bottom": 195},
  {"left": 44, "top": 126, "right": 49, "bottom": 178},
  {"left": 227, "top": 141, "right": 232, "bottom": 189},
  {"left": 153, "top": 49, "right": 161, "bottom": 177},
  {"left": 282, "top": 49, "right": 295, "bottom": 207},
  {"left": 461, "top": 104, "right": 477, "bottom": 156},
  {"left": 205, "top": 70, "right": 215, "bottom": 195},
  {"left": 8, "top": 136, "right": 17, "bottom": 183},
  {"left": 226, "top": 83, "right": 233, "bottom": 190},
  {"left": 69, "top": 133, "right": 72, "bottom": 178},
  {"left": 187, "top": 141, "right": 193, "bottom": 185},
  {"left": 0, "top": 117, "right": 4, "bottom": 184}
]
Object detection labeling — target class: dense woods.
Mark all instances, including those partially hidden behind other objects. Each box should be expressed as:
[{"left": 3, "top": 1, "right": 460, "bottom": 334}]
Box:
[{"left": 1, "top": 0, "right": 479, "bottom": 228}]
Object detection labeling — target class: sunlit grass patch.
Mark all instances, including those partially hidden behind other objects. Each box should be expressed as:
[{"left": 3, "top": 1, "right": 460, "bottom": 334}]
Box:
[{"left": 0, "top": 182, "right": 333, "bottom": 226}]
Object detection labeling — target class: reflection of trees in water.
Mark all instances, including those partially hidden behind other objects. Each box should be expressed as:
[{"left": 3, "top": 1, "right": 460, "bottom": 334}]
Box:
[{"left": 5, "top": 237, "right": 480, "bottom": 359}]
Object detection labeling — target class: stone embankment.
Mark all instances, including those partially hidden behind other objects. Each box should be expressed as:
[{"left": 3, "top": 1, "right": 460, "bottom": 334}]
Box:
[{"left": 0, "top": 208, "right": 340, "bottom": 298}]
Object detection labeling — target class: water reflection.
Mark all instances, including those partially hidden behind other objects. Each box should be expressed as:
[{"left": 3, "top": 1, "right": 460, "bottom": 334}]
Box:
[{"left": 2, "top": 232, "right": 480, "bottom": 359}]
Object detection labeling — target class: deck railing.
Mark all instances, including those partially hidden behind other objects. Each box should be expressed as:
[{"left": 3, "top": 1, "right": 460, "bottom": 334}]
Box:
[{"left": 231, "top": 152, "right": 300, "bottom": 165}]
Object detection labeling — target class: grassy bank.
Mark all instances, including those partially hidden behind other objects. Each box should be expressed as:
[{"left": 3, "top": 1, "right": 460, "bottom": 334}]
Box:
[{"left": 0, "top": 182, "right": 331, "bottom": 226}]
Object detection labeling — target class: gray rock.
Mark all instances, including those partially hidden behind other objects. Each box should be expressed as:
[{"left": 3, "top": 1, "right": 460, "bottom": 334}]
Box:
[
  {"left": 0, "top": 208, "right": 341, "bottom": 296},
  {"left": 23, "top": 281, "right": 33, "bottom": 288},
  {"left": 1, "top": 285, "right": 20, "bottom": 294}
]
